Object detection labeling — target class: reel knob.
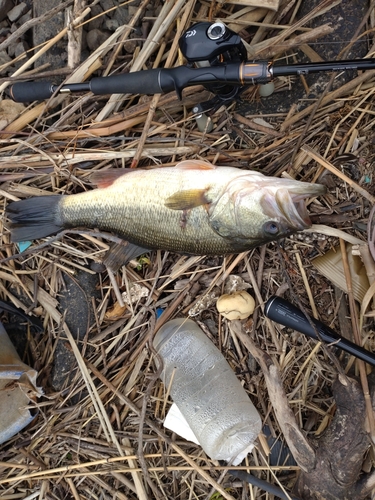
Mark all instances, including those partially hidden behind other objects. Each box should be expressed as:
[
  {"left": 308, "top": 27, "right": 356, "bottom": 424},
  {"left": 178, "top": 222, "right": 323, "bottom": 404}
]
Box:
[
  {"left": 178, "top": 21, "right": 247, "bottom": 64},
  {"left": 207, "top": 22, "right": 227, "bottom": 41}
]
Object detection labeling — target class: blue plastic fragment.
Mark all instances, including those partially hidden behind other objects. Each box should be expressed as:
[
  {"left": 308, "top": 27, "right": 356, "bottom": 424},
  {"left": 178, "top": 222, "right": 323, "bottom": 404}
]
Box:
[
  {"left": 156, "top": 308, "right": 164, "bottom": 319},
  {"left": 17, "top": 241, "right": 32, "bottom": 253}
]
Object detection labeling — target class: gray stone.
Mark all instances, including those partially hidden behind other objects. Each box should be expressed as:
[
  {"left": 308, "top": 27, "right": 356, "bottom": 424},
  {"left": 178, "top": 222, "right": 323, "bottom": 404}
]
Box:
[
  {"left": 0, "top": 0, "right": 12, "bottom": 22},
  {"left": 14, "top": 40, "right": 29, "bottom": 58},
  {"left": 86, "top": 28, "right": 110, "bottom": 52},
  {"left": 7, "top": 2, "right": 29, "bottom": 23},
  {"left": 51, "top": 270, "right": 99, "bottom": 396},
  {"left": 104, "top": 18, "right": 119, "bottom": 32},
  {"left": 0, "top": 49, "right": 10, "bottom": 74},
  {"left": 7, "top": 39, "right": 15, "bottom": 57},
  {"left": 123, "top": 38, "right": 137, "bottom": 54},
  {"left": 13, "top": 40, "right": 30, "bottom": 69},
  {"left": 113, "top": 6, "right": 129, "bottom": 26},
  {"left": 128, "top": 5, "right": 139, "bottom": 17},
  {"left": 10, "top": 22, "right": 19, "bottom": 34},
  {"left": 88, "top": 4, "right": 103, "bottom": 30},
  {"left": 33, "top": 0, "right": 66, "bottom": 69},
  {"left": 18, "top": 10, "right": 32, "bottom": 26},
  {"left": 99, "top": 0, "right": 115, "bottom": 11}
]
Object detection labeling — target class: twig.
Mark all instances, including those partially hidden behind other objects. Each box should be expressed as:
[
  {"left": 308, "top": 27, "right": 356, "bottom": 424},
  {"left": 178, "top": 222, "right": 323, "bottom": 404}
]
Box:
[
  {"left": 137, "top": 310, "right": 163, "bottom": 499},
  {"left": 245, "top": 256, "right": 282, "bottom": 352},
  {"left": 67, "top": 0, "right": 86, "bottom": 69}
]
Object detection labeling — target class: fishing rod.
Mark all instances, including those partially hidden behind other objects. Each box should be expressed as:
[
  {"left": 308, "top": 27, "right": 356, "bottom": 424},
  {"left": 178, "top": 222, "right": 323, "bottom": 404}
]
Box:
[{"left": 9, "top": 21, "right": 375, "bottom": 109}]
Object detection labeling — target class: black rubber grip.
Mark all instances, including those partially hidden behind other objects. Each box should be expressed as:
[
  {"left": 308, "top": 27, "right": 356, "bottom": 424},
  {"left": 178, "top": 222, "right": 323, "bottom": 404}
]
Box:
[
  {"left": 10, "top": 81, "right": 56, "bottom": 102},
  {"left": 90, "top": 68, "right": 164, "bottom": 95}
]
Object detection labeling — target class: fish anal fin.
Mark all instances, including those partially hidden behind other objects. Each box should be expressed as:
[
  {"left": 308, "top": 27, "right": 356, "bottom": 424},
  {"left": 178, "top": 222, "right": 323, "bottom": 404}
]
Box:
[
  {"left": 103, "top": 241, "right": 149, "bottom": 272},
  {"left": 165, "top": 189, "right": 209, "bottom": 210},
  {"left": 90, "top": 169, "right": 135, "bottom": 188},
  {"left": 175, "top": 160, "right": 216, "bottom": 170}
]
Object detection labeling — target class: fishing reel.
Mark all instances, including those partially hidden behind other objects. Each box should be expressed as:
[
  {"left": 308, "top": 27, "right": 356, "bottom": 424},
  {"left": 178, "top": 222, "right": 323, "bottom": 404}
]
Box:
[{"left": 178, "top": 21, "right": 247, "bottom": 131}]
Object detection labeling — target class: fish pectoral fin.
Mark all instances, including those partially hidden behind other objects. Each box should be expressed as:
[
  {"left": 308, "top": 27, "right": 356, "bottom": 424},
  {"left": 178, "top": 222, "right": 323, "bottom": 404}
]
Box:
[
  {"left": 103, "top": 241, "right": 150, "bottom": 272},
  {"left": 90, "top": 169, "right": 137, "bottom": 188},
  {"left": 165, "top": 189, "right": 209, "bottom": 210},
  {"left": 175, "top": 160, "right": 216, "bottom": 170}
]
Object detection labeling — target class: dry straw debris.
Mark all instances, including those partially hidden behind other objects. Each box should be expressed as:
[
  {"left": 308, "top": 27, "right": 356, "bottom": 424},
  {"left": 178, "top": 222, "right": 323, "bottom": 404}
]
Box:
[{"left": 1, "top": 0, "right": 375, "bottom": 499}]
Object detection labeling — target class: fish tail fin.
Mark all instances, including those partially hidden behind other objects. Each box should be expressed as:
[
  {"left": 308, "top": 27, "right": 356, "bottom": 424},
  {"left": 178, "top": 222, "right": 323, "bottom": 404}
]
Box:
[{"left": 6, "top": 195, "right": 64, "bottom": 242}]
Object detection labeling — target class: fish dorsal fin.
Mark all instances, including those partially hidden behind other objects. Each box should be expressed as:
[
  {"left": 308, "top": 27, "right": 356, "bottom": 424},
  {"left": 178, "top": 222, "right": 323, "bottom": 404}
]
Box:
[
  {"left": 175, "top": 160, "right": 216, "bottom": 170},
  {"left": 165, "top": 189, "right": 209, "bottom": 210},
  {"left": 90, "top": 169, "right": 135, "bottom": 188}
]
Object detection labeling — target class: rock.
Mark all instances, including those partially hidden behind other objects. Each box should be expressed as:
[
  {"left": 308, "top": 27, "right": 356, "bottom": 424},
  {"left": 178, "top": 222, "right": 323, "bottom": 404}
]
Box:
[
  {"left": 123, "top": 38, "right": 137, "bottom": 54},
  {"left": 86, "top": 28, "right": 111, "bottom": 52},
  {"left": 0, "top": 0, "right": 12, "bottom": 22},
  {"left": 113, "top": 6, "right": 129, "bottom": 26},
  {"left": 0, "top": 49, "right": 10, "bottom": 71},
  {"left": 104, "top": 18, "right": 119, "bottom": 32},
  {"left": 51, "top": 270, "right": 99, "bottom": 395},
  {"left": 8, "top": 2, "right": 29, "bottom": 22},
  {"left": 33, "top": 0, "right": 66, "bottom": 69},
  {"left": 99, "top": 0, "right": 115, "bottom": 11},
  {"left": 19, "top": 10, "right": 32, "bottom": 25},
  {"left": 128, "top": 5, "right": 139, "bottom": 17},
  {"left": 14, "top": 40, "right": 29, "bottom": 59},
  {"left": 10, "top": 22, "right": 19, "bottom": 34},
  {"left": 5, "top": 40, "right": 15, "bottom": 57},
  {"left": 88, "top": 4, "right": 103, "bottom": 30},
  {"left": 0, "top": 26, "right": 10, "bottom": 37}
]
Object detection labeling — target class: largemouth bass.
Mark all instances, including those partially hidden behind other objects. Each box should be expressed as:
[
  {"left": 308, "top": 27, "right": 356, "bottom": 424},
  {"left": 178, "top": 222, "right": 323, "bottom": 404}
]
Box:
[{"left": 6, "top": 160, "right": 325, "bottom": 256}]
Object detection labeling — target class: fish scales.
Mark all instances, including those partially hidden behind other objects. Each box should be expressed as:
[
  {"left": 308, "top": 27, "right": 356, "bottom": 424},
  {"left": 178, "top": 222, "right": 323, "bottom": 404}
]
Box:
[{"left": 59, "top": 166, "right": 246, "bottom": 255}]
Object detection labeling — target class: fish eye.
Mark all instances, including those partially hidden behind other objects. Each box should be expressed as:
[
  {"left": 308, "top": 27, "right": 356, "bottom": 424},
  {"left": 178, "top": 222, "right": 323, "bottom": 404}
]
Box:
[{"left": 263, "top": 221, "right": 279, "bottom": 235}]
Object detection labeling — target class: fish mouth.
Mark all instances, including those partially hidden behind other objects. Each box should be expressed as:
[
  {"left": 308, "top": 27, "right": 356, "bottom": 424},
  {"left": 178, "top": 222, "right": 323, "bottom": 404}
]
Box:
[
  {"left": 288, "top": 194, "right": 312, "bottom": 228},
  {"left": 263, "top": 183, "right": 326, "bottom": 231}
]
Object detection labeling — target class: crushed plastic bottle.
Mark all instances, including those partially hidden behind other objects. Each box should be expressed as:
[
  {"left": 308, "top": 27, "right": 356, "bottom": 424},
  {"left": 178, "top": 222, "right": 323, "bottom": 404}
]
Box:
[{"left": 154, "top": 318, "right": 262, "bottom": 463}]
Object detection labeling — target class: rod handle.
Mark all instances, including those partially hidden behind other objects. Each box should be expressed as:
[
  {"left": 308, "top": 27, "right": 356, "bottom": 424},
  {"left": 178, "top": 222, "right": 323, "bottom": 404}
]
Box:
[
  {"left": 9, "top": 81, "right": 57, "bottom": 102},
  {"left": 90, "top": 68, "right": 164, "bottom": 95}
]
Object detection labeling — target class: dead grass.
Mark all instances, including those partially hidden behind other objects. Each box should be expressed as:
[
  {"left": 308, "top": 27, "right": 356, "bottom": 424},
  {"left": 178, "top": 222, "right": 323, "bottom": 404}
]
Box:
[{"left": 1, "top": 0, "right": 375, "bottom": 498}]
